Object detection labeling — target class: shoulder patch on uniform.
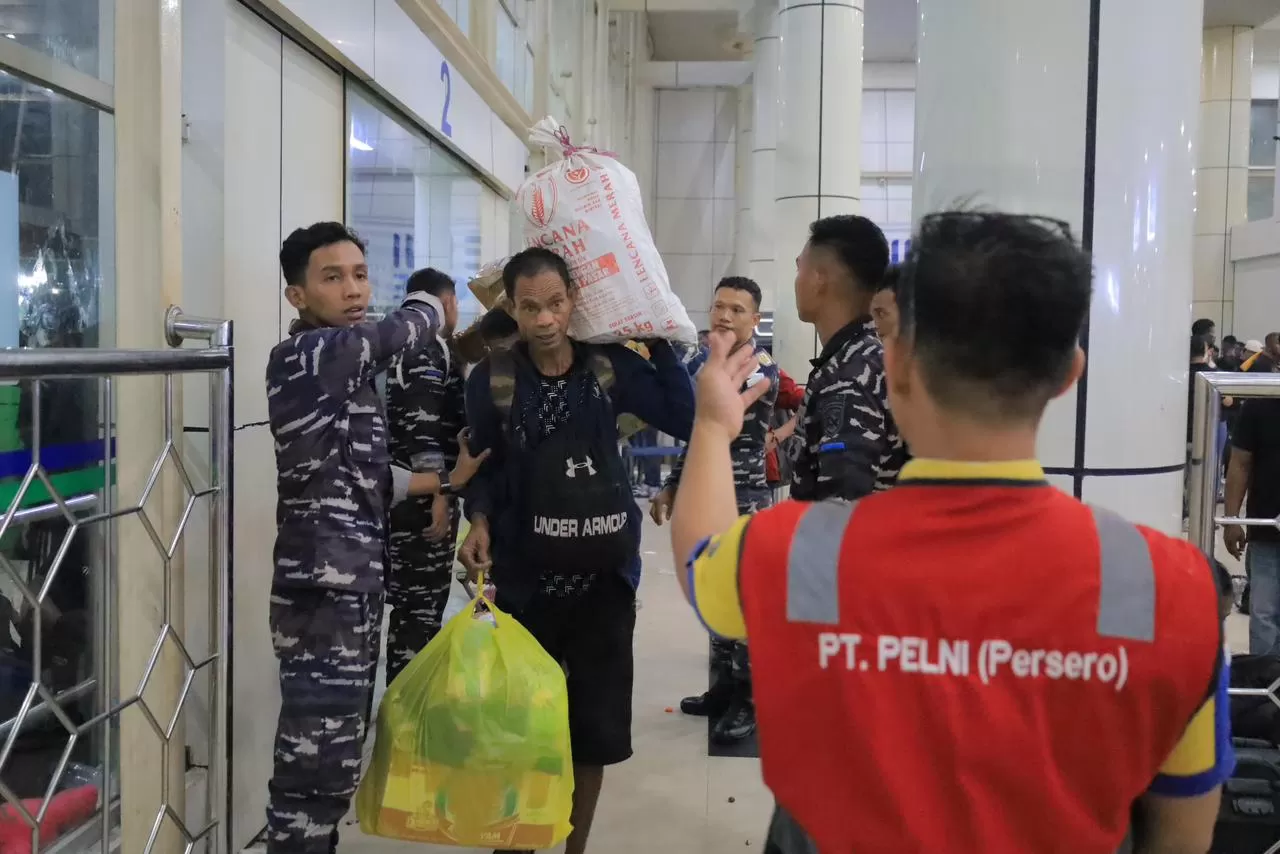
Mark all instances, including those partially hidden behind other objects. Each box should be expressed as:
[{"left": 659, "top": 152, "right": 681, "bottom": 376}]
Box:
[{"left": 819, "top": 395, "right": 846, "bottom": 438}]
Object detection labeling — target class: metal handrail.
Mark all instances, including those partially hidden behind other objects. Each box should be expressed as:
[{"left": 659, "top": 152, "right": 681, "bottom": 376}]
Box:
[
  {"left": 0, "top": 347, "right": 229, "bottom": 378},
  {"left": 165, "top": 305, "right": 231, "bottom": 349}
]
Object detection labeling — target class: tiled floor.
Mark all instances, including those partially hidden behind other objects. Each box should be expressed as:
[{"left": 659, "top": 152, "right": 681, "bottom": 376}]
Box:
[{"left": 248, "top": 519, "right": 1253, "bottom": 853}]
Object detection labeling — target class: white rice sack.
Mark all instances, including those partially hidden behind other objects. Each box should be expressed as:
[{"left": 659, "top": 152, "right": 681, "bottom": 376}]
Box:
[{"left": 515, "top": 117, "right": 696, "bottom": 346}]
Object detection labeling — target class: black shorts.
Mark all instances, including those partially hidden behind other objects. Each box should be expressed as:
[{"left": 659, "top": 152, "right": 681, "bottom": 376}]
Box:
[{"left": 502, "top": 571, "right": 636, "bottom": 766}]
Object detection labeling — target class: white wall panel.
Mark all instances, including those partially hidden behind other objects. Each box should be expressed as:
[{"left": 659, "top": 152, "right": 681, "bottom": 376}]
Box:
[
  {"left": 223, "top": 7, "right": 284, "bottom": 845},
  {"left": 281, "top": 37, "right": 344, "bottom": 314},
  {"left": 225, "top": 2, "right": 283, "bottom": 427},
  {"left": 275, "top": 0, "right": 529, "bottom": 195}
]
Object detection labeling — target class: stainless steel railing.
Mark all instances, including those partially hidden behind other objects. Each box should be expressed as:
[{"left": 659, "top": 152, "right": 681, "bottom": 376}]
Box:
[{"left": 0, "top": 307, "right": 233, "bottom": 854}]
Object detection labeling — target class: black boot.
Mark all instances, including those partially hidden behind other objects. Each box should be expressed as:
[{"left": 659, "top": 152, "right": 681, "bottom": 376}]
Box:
[
  {"left": 711, "top": 691, "right": 757, "bottom": 744},
  {"left": 680, "top": 677, "right": 733, "bottom": 717}
]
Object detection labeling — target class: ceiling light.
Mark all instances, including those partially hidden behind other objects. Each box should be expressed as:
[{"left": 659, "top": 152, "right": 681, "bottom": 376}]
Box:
[
  {"left": 349, "top": 133, "right": 373, "bottom": 152},
  {"left": 4, "top": 34, "right": 15, "bottom": 40}
]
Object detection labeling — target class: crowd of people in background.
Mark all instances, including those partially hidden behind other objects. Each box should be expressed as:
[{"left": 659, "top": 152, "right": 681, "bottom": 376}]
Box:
[{"left": 262, "top": 211, "right": 1236, "bottom": 854}]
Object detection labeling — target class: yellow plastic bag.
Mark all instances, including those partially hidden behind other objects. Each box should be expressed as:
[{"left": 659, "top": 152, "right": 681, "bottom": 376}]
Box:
[{"left": 356, "top": 587, "right": 574, "bottom": 849}]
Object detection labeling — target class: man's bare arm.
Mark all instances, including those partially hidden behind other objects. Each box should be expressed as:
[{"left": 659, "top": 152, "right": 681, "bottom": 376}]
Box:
[{"left": 1134, "top": 789, "right": 1220, "bottom": 854}]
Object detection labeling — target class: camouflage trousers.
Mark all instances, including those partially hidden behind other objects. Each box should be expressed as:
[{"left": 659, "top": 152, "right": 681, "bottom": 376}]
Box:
[
  {"left": 385, "top": 496, "right": 460, "bottom": 685},
  {"left": 710, "top": 491, "right": 773, "bottom": 686},
  {"left": 266, "top": 586, "right": 382, "bottom": 854}
]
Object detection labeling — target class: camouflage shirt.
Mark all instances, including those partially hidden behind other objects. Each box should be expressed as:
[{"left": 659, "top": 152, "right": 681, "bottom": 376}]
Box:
[
  {"left": 267, "top": 305, "right": 439, "bottom": 592},
  {"left": 790, "top": 317, "right": 906, "bottom": 501},
  {"left": 386, "top": 331, "right": 466, "bottom": 470},
  {"left": 667, "top": 340, "right": 779, "bottom": 496}
]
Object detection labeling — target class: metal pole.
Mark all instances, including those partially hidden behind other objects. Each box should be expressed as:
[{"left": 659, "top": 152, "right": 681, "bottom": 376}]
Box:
[
  {"left": 1188, "top": 371, "right": 1221, "bottom": 555},
  {"left": 100, "top": 375, "right": 115, "bottom": 847},
  {"left": 208, "top": 359, "right": 232, "bottom": 854}
]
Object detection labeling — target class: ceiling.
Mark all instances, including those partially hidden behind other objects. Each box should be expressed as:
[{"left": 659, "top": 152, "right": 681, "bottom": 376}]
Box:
[
  {"left": 645, "top": 0, "right": 919, "bottom": 64},
  {"left": 1206, "top": 0, "right": 1280, "bottom": 28},
  {"left": 645, "top": 0, "right": 1280, "bottom": 66}
]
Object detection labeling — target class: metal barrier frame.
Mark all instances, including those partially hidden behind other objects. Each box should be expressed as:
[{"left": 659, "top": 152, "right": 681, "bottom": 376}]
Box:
[
  {"left": 1189, "top": 371, "right": 1280, "bottom": 851},
  {"left": 0, "top": 307, "right": 233, "bottom": 854}
]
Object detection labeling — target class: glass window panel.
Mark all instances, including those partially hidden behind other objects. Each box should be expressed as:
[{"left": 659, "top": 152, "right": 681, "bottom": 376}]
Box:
[
  {"left": 496, "top": 5, "right": 519, "bottom": 98},
  {"left": 2, "top": 0, "right": 113, "bottom": 84},
  {"left": 1248, "top": 172, "right": 1274, "bottom": 222},
  {"left": 0, "top": 68, "right": 116, "bottom": 843},
  {"left": 1250, "top": 100, "right": 1278, "bottom": 168},
  {"left": 346, "top": 86, "right": 485, "bottom": 328},
  {"left": 550, "top": 0, "right": 581, "bottom": 120},
  {"left": 442, "top": 0, "right": 469, "bottom": 37}
]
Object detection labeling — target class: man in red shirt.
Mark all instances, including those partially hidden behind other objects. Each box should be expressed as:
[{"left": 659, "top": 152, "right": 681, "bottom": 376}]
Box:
[{"left": 671, "top": 212, "right": 1230, "bottom": 853}]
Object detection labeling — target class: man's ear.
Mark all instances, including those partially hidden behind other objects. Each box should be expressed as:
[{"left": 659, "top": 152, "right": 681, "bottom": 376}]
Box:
[{"left": 284, "top": 284, "right": 306, "bottom": 311}]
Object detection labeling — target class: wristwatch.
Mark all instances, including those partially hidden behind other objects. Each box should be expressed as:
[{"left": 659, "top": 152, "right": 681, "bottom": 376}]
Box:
[{"left": 438, "top": 470, "right": 454, "bottom": 496}]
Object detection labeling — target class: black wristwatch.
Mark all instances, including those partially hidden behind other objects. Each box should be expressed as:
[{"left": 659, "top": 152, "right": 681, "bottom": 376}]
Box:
[{"left": 438, "top": 471, "right": 454, "bottom": 496}]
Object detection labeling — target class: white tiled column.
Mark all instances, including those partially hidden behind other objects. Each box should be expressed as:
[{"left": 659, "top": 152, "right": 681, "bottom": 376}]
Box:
[
  {"left": 748, "top": 0, "right": 779, "bottom": 311},
  {"left": 735, "top": 81, "right": 754, "bottom": 278},
  {"left": 914, "top": 0, "right": 1202, "bottom": 533},
  {"left": 772, "top": 0, "right": 864, "bottom": 379},
  {"left": 1195, "top": 26, "right": 1253, "bottom": 332}
]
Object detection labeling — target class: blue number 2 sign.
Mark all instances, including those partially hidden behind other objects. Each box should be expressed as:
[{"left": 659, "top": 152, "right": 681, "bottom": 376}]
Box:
[{"left": 439, "top": 60, "right": 453, "bottom": 138}]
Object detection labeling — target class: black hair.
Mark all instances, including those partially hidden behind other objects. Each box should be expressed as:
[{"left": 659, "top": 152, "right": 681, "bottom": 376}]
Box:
[
  {"left": 1268, "top": 332, "right": 1280, "bottom": 348},
  {"left": 502, "top": 247, "right": 572, "bottom": 299},
  {"left": 478, "top": 306, "right": 518, "bottom": 341},
  {"left": 714, "top": 276, "right": 763, "bottom": 309},
  {"left": 807, "top": 215, "right": 890, "bottom": 293},
  {"left": 1223, "top": 334, "right": 1239, "bottom": 346},
  {"left": 896, "top": 211, "right": 1093, "bottom": 422},
  {"left": 1191, "top": 318, "right": 1216, "bottom": 336},
  {"left": 280, "top": 221, "right": 365, "bottom": 287},
  {"left": 1191, "top": 333, "right": 1210, "bottom": 358},
  {"left": 406, "top": 267, "right": 456, "bottom": 298},
  {"left": 878, "top": 265, "right": 899, "bottom": 293}
]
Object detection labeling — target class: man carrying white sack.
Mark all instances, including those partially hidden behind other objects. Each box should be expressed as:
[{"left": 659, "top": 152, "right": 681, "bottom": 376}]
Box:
[{"left": 459, "top": 247, "right": 696, "bottom": 854}]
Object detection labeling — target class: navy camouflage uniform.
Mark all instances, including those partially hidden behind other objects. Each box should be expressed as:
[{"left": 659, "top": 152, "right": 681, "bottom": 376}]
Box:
[
  {"left": 667, "top": 340, "right": 778, "bottom": 683},
  {"left": 384, "top": 327, "right": 466, "bottom": 684},
  {"left": 789, "top": 317, "right": 906, "bottom": 502},
  {"left": 768, "top": 316, "right": 904, "bottom": 854},
  {"left": 265, "top": 305, "right": 438, "bottom": 854}
]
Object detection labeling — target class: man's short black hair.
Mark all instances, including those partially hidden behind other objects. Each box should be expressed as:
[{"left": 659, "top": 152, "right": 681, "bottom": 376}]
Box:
[
  {"left": 280, "top": 221, "right": 365, "bottom": 287},
  {"left": 714, "top": 276, "right": 762, "bottom": 309},
  {"left": 1267, "top": 332, "right": 1280, "bottom": 348},
  {"left": 478, "top": 306, "right": 518, "bottom": 341},
  {"left": 878, "top": 265, "right": 899, "bottom": 293},
  {"left": 897, "top": 211, "right": 1093, "bottom": 422},
  {"left": 807, "top": 215, "right": 890, "bottom": 293},
  {"left": 503, "top": 247, "right": 571, "bottom": 299},
  {"left": 1191, "top": 334, "right": 1210, "bottom": 358},
  {"left": 406, "top": 267, "right": 455, "bottom": 298},
  {"left": 1192, "top": 318, "right": 1216, "bottom": 337},
  {"left": 1223, "top": 334, "right": 1239, "bottom": 346}
]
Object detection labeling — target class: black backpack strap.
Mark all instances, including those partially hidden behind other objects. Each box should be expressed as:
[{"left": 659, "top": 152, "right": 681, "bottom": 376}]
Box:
[{"left": 488, "top": 350, "right": 516, "bottom": 420}]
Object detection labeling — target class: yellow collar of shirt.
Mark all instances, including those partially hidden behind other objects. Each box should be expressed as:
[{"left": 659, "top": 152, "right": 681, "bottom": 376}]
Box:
[{"left": 898, "top": 458, "right": 1046, "bottom": 484}]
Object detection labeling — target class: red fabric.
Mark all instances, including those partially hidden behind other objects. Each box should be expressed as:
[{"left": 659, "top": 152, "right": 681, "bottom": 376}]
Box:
[
  {"left": 775, "top": 369, "right": 804, "bottom": 411},
  {"left": 0, "top": 785, "right": 99, "bottom": 853},
  {"left": 739, "top": 487, "right": 1221, "bottom": 854},
  {"left": 765, "top": 369, "right": 803, "bottom": 484}
]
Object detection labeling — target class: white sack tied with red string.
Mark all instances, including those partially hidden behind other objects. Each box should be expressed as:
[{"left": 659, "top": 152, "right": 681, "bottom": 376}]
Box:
[{"left": 515, "top": 118, "right": 697, "bottom": 346}]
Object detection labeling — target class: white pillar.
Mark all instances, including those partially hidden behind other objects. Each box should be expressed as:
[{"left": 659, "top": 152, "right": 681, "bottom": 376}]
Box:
[
  {"left": 748, "top": 0, "right": 779, "bottom": 310},
  {"left": 1195, "top": 27, "right": 1252, "bottom": 333},
  {"left": 772, "top": 0, "right": 865, "bottom": 380},
  {"left": 914, "top": 0, "right": 1201, "bottom": 534},
  {"left": 735, "top": 80, "right": 754, "bottom": 278}
]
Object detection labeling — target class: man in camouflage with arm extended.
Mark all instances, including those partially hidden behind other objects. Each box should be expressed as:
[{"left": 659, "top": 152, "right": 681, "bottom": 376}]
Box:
[
  {"left": 384, "top": 268, "right": 467, "bottom": 684},
  {"left": 650, "top": 276, "right": 778, "bottom": 746},
  {"left": 264, "top": 223, "right": 488, "bottom": 854},
  {"left": 768, "top": 215, "right": 906, "bottom": 854}
]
